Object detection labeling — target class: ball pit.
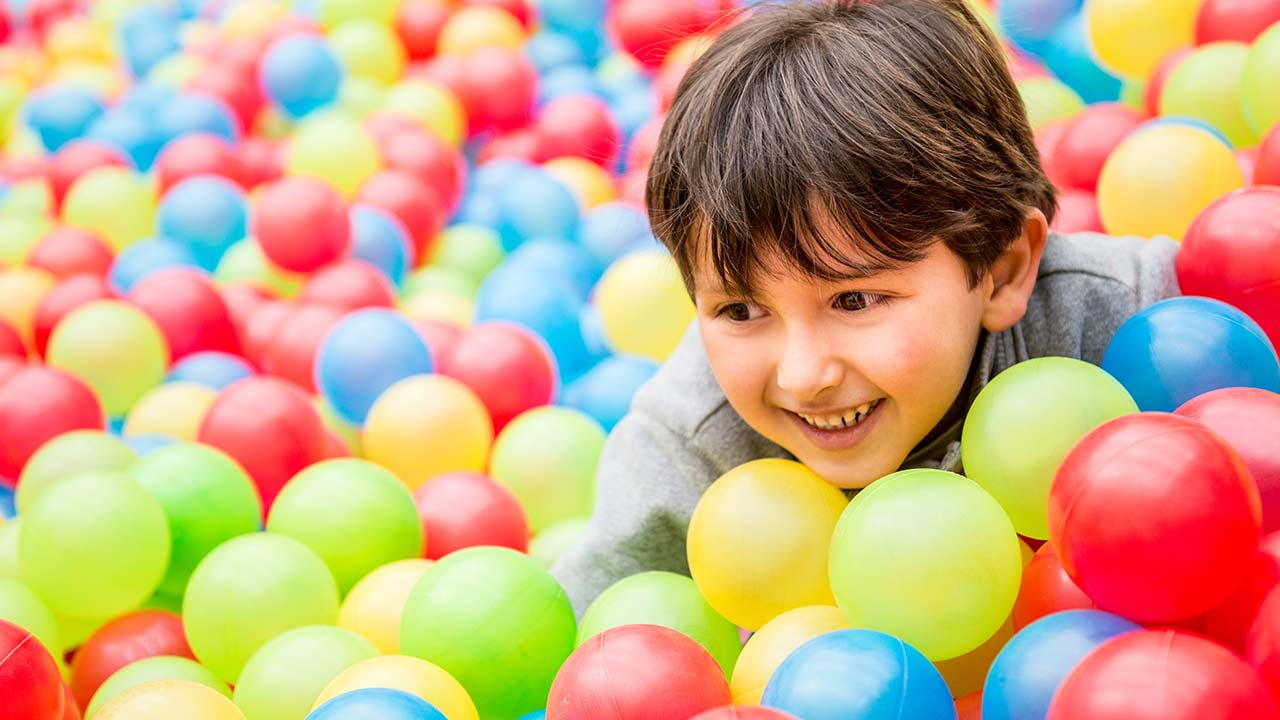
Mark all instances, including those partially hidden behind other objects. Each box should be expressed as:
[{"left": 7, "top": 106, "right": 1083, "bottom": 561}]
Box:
[
  {"left": 413, "top": 471, "right": 529, "bottom": 559},
  {"left": 84, "top": 656, "right": 228, "bottom": 719},
  {"left": 232, "top": 625, "right": 378, "bottom": 720},
  {"left": 94, "top": 680, "right": 246, "bottom": 720},
  {"left": 338, "top": 559, "right": 435, "bottom": 655},
  {"left": 0, "top": 619, "right": 66, "bottom": 720},
  {"left": 314, "top": 655, "right": 478, "bottom": 720},
  {"left": 306, "top": 688, "right": 446, "bottom": 720},
  {"left": 69, "top": 609, "right": 194, "bottom": 711},
  {"left": 731, "top": 605, "right": 851, "bottom": 705}
]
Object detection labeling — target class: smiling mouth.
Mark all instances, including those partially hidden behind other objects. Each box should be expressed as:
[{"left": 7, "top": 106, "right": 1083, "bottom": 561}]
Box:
[{"left": 794, "top": 398, "right": 883, "bottom": 430}]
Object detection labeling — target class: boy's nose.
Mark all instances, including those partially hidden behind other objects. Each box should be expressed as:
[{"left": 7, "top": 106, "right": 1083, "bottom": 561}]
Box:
[{"left": 775, "top": 331, "right": 845, "bottom": 402}]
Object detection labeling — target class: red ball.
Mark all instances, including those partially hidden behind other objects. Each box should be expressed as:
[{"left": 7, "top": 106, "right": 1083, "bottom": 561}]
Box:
[
  {"left": 627, "top": 117, "right": 663, "bottom": 175},
  {"left": 690, "top": 707, "right": 799, "bottom": 720},
  {"left": 26, "top": 227, "right": 114, "bottom": 279},
  {"left": 412, "top": 318, "right": 463, "bottom": 364},
  {"left": 355, "top": 169, "right": 446, "bottom": 260},
  {"left": 1204, "top": 532, "right": 1280, "bottom": 652},
  {"left": 46, "top": 140, "right": 129, "bottom": 208},
  {"left": 1050, "top": 103, "right": 1146, "bottom": 192},
  {"left": 1145, "top": 47, "right": 1193, "bottom": 116},
  {"left": 238, "top": 137, "right": 283, "bottom": 189},
  {"left": 476, "top": 127, "right": 548, "bottom": 165},
  {"left": 370, "top": 121, "right": 467, "bottom": 214},
  {"left": 1178, "top": 387, "right": 1280, "bottom": 533},
  {"left": 68, "top": 610, "right": 193, "bottom": 710},
  {"left": 129, "top": 269, "right": 240, "bottom": 360},
  {"left": 547, "top": 624, "right": 732, "bottom": 719},
  {"left": 1050, "top": 189, "right": 1103, "bottom": 234},
  {"left": 0, "top": 320, "right": 25, "bottom": 360},
  {"left": 536, "top": 95, "right": 622, "bottom": 168},
  {"left": 0, "top": 356, "right": 24, "bottom": 389},
  {"left": 397, "top": 0, "right": 450, "bottom": 60},
  {"left": 262, "top": 303, "right": 345, "bottom": 391},
  {"left": 464, "top": 0, "right": 533, "bottom": 27},
  {"left": 955, "top": 691, "right": 983, "bottom": 720},
  {"left": 1256, "top": 124, "right": 1280, "bottom": 188},
  {"left": 1238, "top": 147, "right": 1260, "bottom": 186},
  {"left": 197, "top": 376, "right": 328, "bottom": 511},
  {"left": 1177, "top": 187, "right": 1280, "bottom": 350},
  {"left": 60, "top": 685, "right": 80, "bottom": 720},
  {"left": 654, "top": 50, "right": 696, "bottom": 112},
  {"left": 0, "top": 366, "right": 104, "bottom": 486},
  {"left": 439, "top": 322, "right": 557, "bottom": 432},
  {"left": 33, "top": 274, "right": 114, "bottom": 357},
  {"left": 254, "top": 177, "right": 351, "bottom": 273},
  {"left": 154, "top": 133, "right": 246, "bottom": 193},
  {"left": 1047, "top": 412, "right": 1263, "bottom": 623},
  {"left": 1047, "top": 630, "right": 1278, "bottom": 719},
  {"left": 1196, "top": 0, "right": 1280, "bottom": 44},
  {"left": 298, "top": 259, "right": 396, "bottom": 312},
  {"left": 610, "top": 0, "right": 720, "bottom": 69},
  {"left": 1012, "top": 541, "right": 1099, "bottom": 631},
  {"left": 188, "top": 65, "right": 262, "bottom": 135},
  {"left": 1249, "top": 587, "right": 1280, "bottom": 702},
  {"left": 455, "top": 48, "right": 538, "bottom": 136},
  {"left": 0, "top": 620, "right": 65, "bottom": 720},
  {"left": 1035, "top": 118, "right": 1073, "bottom": 190},
  {"left": 414, "top": 471, "right": 529, "bottom": 559},
  {"left": 236, "top": 297, "right": 292, "bottom": 369}
]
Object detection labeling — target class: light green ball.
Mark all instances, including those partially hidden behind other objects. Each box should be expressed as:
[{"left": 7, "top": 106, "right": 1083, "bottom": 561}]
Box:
[
  {"left": 962, "top": 357, "right": 1138, "bottom": 539},
  {"left": 17, "top": 430, "right": 137, "bottom": 513},
  {"left": 402, "top": 265, "right": 479, "bottom": 301},
  {"left": 1161, "top": 41, "right": 1258, "bottom": 148},
  {"left": 19, "top": 470, "right": 170, "bottom": 619},
  {"left": 1018, "top": 78, "right": 1084, "bottom": 130},
  {"left": 215, "top": 239, "right": 302, "bottom": 298},
  {"left": 0, "top": 519, "right": 22, "bottom": 579},
  {"left": 489, "top": 407, "right": 604, "bottom": 533},
  {"left": 530, "top": 518, "right": 590, "bottom": 569},
  {"left": 86, "top": 656, "right": 230, "bottom": 719},
  {"left": 285, "top": 110, "right": 381, "bottom": 199},
  {"left": 129, "top": 442, "right": 263, "bottom": 598},
  {"left": 233, "top": 625, "right": 378, "bottom": 720},
  {"left": 45, "top": 300, "right": 170, "bottom": 417},
  {"left": 400, "top": 547, "right": 576, "bottom": 720},
  {"left": 0, "top": 576, "right": 61, "bottom": 654},
  {"left": 578, "top": 571, "right": 742, "bottom": 677},
  {"left": 828, "top": 469, "right": 1021, "bottom": 662},
  {"left": 266, "top": 459, "right": 423, "bottom": 594},
  {"left": 1243, "top": 22, "right": 1280, "bottom": 136},
  {"left": 429, "top": 225, "right": 505, "bottom": 286},
  {"left": 183, "top": 533, "right": 339, "bottom": 684}
]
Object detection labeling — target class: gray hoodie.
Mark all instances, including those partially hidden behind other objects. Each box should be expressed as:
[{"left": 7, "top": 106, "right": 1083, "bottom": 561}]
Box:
[{"left": 552, "top": 231, "right": 1181, "bottom": 616}]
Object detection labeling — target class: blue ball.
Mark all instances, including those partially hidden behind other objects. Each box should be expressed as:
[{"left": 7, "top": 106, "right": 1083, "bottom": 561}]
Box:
[
  {"left": 476, "top": 265, "right": 593, "bottom": 380},
  {"left": 157, "top": 175, "right": 248, "bottom": 270},
  {"left": 305, "top": 688, "right": 447, "bottom": 720},
  {"left": 118, "top": 5, "right": 181, "bottom": 78},
  {"left": 315, "top": 309, "right": 435, "bottom": 426},
  {"left": 472, "top": 158, "right": 538, "bottom": 195},
  {"left": 451, "top": 193, "right": 502, "bottom": 228},
  {"left": 351, "top": 205, "right": 412, "bottom": 287},
  {"left": 496, "top": 168, "right": 580, "bottom": 252},
  {"left": 610, "top": 86, "right": 657, "bottom": 146},
  {"left": 762, "top": 629, "right": 957, "bottom": 720},
  {"left": 123, "top": 434, "right": 178, "bottom": 457},
  {"left": 121, "top": 81, "right": 179, "bottom": 116},
  {"left": 87, "top": 108, "right": 161, "bottom": 169},
  {"left": 0, "top": 484, "right": 14, "bottom": 521},
  {"left": 109, "top": 237, "right": 202, "bottom": 294},
  {"left": 562, "top": 355, "right": 658, "bottom": 431},
  {"left": 577, "top": 202, "right": 652, "bottom": 272},
  {"left": 155, "top": 92, "right": 239, "bottom": 147},
  {"left": 1101, "top": 296, "right": 1280, "bottom": 412},
  {"left": 168, "top": 351, "right": 256, "bottom": 390},
  {"left": 996, "top": 0, "right": 1082, "bottom": 57},
  {"left": 260, "top": 34, "right": 344, "bottom": 120},
  {"left": 538, "top": 66, "right": 606, "bottom": 106},
  {"left": 24, "top": 85, "right": 105, "bottom": 152},
  {"left": 540, "top": 0, "right": 607, "bottom": 36},
  {"left": 516, "top": 712, "right": 546, "bottom": 720},
  {"left": 507, "top": 237, "right": 599, "bottom": 300},
  {"left": 525, "top": 31, "right": 585, "bottom": 74},
  {"left": 1041, "top": 12, "right": 1122, "bottom": 104},
  {"left": 983, "top": 610, "right": 1140, "bottom": 720}
]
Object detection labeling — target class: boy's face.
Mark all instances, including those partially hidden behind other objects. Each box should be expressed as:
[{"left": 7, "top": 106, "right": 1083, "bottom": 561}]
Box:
[{"left": 694, "top": 241, "right": 988, "bottom": 489}]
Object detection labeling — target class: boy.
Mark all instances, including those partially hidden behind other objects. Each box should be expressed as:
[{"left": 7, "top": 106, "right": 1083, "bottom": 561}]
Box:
[{"left": 552, "top": 0, "right": 1179, "bottom": 615}]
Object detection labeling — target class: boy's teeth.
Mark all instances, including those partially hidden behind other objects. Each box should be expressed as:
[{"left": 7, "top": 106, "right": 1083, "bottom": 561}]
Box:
[{"left": 798, "top": 399, "right": 879, "bottom": 430}]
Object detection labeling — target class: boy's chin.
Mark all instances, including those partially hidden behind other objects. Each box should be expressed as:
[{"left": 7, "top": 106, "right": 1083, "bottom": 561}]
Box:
[{"left": 793, "top": 451, "right": 898, "bottom": 491}]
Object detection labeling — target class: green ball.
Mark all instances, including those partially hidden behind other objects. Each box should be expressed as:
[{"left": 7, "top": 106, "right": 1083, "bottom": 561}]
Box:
[
  {"left": 578, "top": 571, "right": 742, "bottom": 677},
  {"left": 86, "top": 656, "right": 230, "bottom": 719},
  {"left": 215, "top": 239, "right": 302, "bottom": 298},
  {"left": 403, "top": 265, "right": 480, "bottom": 301},
  {"left": 266, "top": 459, "right": 423, "bottom": 594},
  {"left": 1161, "top": 41, "right": 1258, "bottom": 148},
  {"left": 1243, "top": 22, "right": 1280, "bottom": 136},
  {"left": 490, "top": 407, "right": 605, "bottom": 533},
  {"left": 429, "top": 224, "right": 505, "bottom": 286},
  {"left": 961, "top": 357, "right": 1138, "bottom": 539},
  {"left": 828, "top": 469, "right": 1021, "bottom": 662},
  {"left": 529, "top": 518, "right": 590, "bottom": 569},
  {"left": 183, "top": 533, "right": 339, "bottom": 684},
  {"left": 129, "top": 442, "right": 264, "bottom": 598},
  {"left": 19, "top": 470, "right": 170, "bottom": 619},
  {"left": 0, "top": 576, "right": 61, "bottom": 654},
  {"left": 17, "top": 430, "right": 137, "bottom": 512},
  {"left": 233, "top": 625, "right": 378, "bottom": 720},
  {"left": 0, "top": 519, "right": 21, "bottom": 579},
  {"left": 400, "top": 546, "right": 576, "bottom": 719},
  {"left": 1018, "top": 78, "right": 1084, "bottom": 130},
  {"left": 45, "top": 300, "right": 170, "bottom": 417}
]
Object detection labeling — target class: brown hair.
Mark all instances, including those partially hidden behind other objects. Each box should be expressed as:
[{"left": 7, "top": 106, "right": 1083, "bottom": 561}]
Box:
[{"left": 646, "top": 0, "right": 1057, "bottom": 294}]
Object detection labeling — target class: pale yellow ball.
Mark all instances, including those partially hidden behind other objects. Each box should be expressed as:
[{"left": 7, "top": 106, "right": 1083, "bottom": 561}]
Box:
[
  {"left": 316, "top": 655, "right": 479, "bottom": 720},
  {"left": 363, "top": 375, "right": 493, "bottom": 488},
  {"left": 338, "top": 559, "right": 434, "bottom": 654},
  {"left": 595, "top": 251, "right": 695, "bottom": 362}
]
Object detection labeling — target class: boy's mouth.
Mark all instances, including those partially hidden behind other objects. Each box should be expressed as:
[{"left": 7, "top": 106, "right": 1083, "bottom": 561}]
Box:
[
  {"left": 785, "top": 398, "right": 885, "bottom": 452},
  {"left": 795, "top": 398, "right": 882, "bottom": 429}
]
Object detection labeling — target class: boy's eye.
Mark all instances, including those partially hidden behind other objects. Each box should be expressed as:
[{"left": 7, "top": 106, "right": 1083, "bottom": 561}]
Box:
[
  {"left": 833, "top": 291, "right": 882, "bottom": 312},
  {"left": 719, "top": 302, "right": 755, "bottom": 322}
]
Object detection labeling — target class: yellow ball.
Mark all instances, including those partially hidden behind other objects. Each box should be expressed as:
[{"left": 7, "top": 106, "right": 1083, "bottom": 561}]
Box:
[
  {"left": 215, "top": 239, "right": 304, "bottom": 299},
  {"left": 315, "top": 655, "right": 479, "bottom": 720},
  {"left": 330, "top": 20, "right": 406, "bottom": 86},
  {"left": 0, "top": 267, "right": 56, "bottom": 351},
  {"left": 687, "top": 459, "right": 848, "bottom": 631},
  {"left": 543, "top": 156, "right": 617, "bottom": 209},
  {"left": 363, "top": 375, "right": 493, "bottom": 488},
  {"left": 46, "top": 16, "right": 113, "bottom": 65},
  {"left": 0, "top": 213, "right": 51, "bottom": 266},
  {"left": 730, "top": 605, "right": 849, "bottom": 704},
  {"left": 123, "top": 382, "right": 218, "bottom": 441},
  {"left": 1159, "top": 42, "right": 1257, "bottom": 148},
  {"left": 595, "top": 251, "right": 695, "bottom": 362},
  {"left": 436, "top": 6, "right": 526, "bottom": 56},
  {"left": 0, "top": 177, "right": 53, "bottom": 218},
  {"left": 1086, "top": 0, "right": 1199, "bottom": 79},
  {"left": 1243, "top": 22, "right": 1280, "bottom": 136},
  {"left": 286, "top": 111, "right": 382, "bottom": 199},
  {"left": 321, "top": 0, "right": 399, "bottom": 29},
  {"left": 1097, "top": 124, "right": 1244, "bottom": 240},
  {"left": 221, "top": 2, "right": 289, "bottom": 39},
  {"left": 338, "top": 558, "right": 434, "bottom": 654},
  {"left": 62, "top": 166, "right": 157, "bottom": 252},
  {"left": 46, "top": 300, "right": 171, "bottom": 417},
  {"left": 341, "top": 77, "right": 388, "bottom": 119},
  {"left": 400, "top": 290, "right": 474, "bottom": 329},
  {"left": 96, "top": 680, "right": 247, "bottom": 720},
  {"left": 382, "top": 79, "right": 466, "bottom": 147}
]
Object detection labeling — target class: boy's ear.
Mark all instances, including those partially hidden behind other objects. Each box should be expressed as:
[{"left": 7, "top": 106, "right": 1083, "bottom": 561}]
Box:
[{"left": 981, "top": 208, "right": 1049, "bottom": 333}]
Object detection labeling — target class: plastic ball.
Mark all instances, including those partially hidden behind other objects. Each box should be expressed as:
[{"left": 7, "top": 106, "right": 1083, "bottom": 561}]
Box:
[
  {"left": 168, "top": 351, "right": 255, "bottom": 390},
  {"left": 27, "top": 226, "right": 114, "bottom": 279},
  {"left": 215, "top": 240, "right": 303, "bottom": 298},
  {"left": 396, "top": 0, "right": 448, "bottom": 59},
  {"left": 595, "top": 251, "right": 694, "bottom": 362},
  {"left": 356, "top": 169, "right": 447, "bottom": 259},
  {"left": 962, "top": 357, "right": 1137, "bottom": 539},
  {"left": 1162, "top": 41, "right": 1258, "bottom": 148},
  {"left": 1087, "top": 0, "right": 1199, "bottom": 79},
  {"left": 1049, "top": 412, "right": 1263, "bottom": 623},
  {"left": 14, "top": 430, "right": 134, "bottom": 515},
  {"left": 547, "top": 623, "right": 731, "bottom": 719},
  {"left": 1178, "top": 388, "right": 1280, "bottom": 533},
  {"left": 1049, "top": 630, "right": 1278, "bottom": 718},
  {"left": 367, "top": 117, "right": 466, "bottom": 213},
  {"left": 1050, "top": 103, "right": 1145, "bottom": 193},
  {"left": 262, "top": 304, "right": 346, "bottom": 391},
  {"left": 286, "top": 111, "right": 382, "bottom": 199},
  {"left": 413, "top": 472, "right": 528, "bottom": 559},
  {"left": 95, "top": 680, "right": 246, "bottom": 720},
  {"left": 1196, "top": 0, "right": 1280, "bottom": 43},
  {"left": 1203, "top": 531, "right": 1280, "bottom": 652},
  {"left": 562, "top": 355, "right": 658, "bottom": 432},
  {"left": 1017, "top": 78, "right": 1084, "bottom": 131},
  {"left": 0, "top": 575, "right": 61, "bottom": 657},
  {"left": 761, "top": 629, "right": 956, "bottom": 720},
  {"left": 1012, "top": 541, "right": 1097, "bottom": 630},
  {"left": 529, "top": 517, "right": 589, "bottom": 569},
  {"left": 338, "top": 559, "right": 434, "bottom": 655},
  {"left": 330, "top": 20, "right": 406, "bottom": 86},
  {"left": 46, "top": 140, "right": 130, "bottom": 209},
  {"left": 436, "top": 323, "right": 556, "bottom": 432},
  {"left": 1041, "top": 12, "right": 1123, "bottom": 104},
  {"left": 316, "top": 655, "right": 478, "bottom": 720},
  {"left": 350, "top": 206, "right": 411, "bottom": 286},
  {"left": 1097, "top": 123, "right": 1244, "bottom": 239},
  {"left": 24, "top": 84, "right": 104, "bottom": 152},
  {"left": 257, "top": 34, "right": 341, "bottom": 120},
  {"left": 307, "top": 688, "right": 446, "bottom": 720},
  {"left": 69, "top": 609, "right": 194, "bottom": 709},
  {"left": 253, "top": 176, "right": 351, "bottom": 273},
  {"left": 155, "top": 92, "right": 239, "bottom": 147},
  {"left": 731, "top": 606, "right": 850, "bottom": 705},
  {"left": 829, "top": 469, "right": 1021, "bottom": 661},
  {"left": 1100, "top": 296, "right": 1280, "bottom": 411},
  {"left": 692, "top": 708, "right": 797, "bottom": 720},
  {"left": 197, "top": 377, "right": 329, "bottom": 511},
  {"left": 1249, "top": 588, "right": 1280, "bottom": 699},
  {"left": 380, "top": 78, "right": 466, "bottom": 147},
  {"left": 363, "top": 374, "right": 493, "bottom": 488},
  {"left": 123, "top": 377, "right": 213, "bottom": 440},
  {"left": 0, "top": 268, "right": 56, "bottom": 353},
  {"left": 451, "top": 48, "right": 538, "bottom": 137},
  {"left": 1243, "top": 22, "right": 1280, "bottom": 136},
  {"left": 299, "top": 259, "right": 397, "bottom": 312},
  {"left": 437, "top": 6, "right": 525, "bottom": 55},
  {"left": 129, "top": 269, "right": 239, "bottom": 359},
  {"left": 85, "top": 656, "right": 228, "bottom": 718},
  {"left": 0, "top": 619, "right": 66, "bottom": 720},
  {"left": 61, "top": 166, "right": 156, "bottom": 251},
  {"left": 488, "top": 406, "right": 603, "bottom": 532},
  {"left": 153, "top": 133, "right": 244, "bottom": 194},
  {"left": 493, "top": 167, "right": 578, "bottom": 252},
  {"left": 537, "top": 95, "right": 620, "bottom": 168},
  {"left": 314, "top": 309, "right": 433, "bottom": 426},
  {"left": 0, "top": 366, "right": 103, "bottom": 486},
  {"left": 19, "top": 470, "right": 169, "bottom": 619},
  {"left": 474, "top": 266, "right": 592, "bottom": 378},
  {"left": 46, "top": 299, "right": 170, "bottom": 416},
  {"left": 233, "top": 625, "right": 378, "bottom": 720}
]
